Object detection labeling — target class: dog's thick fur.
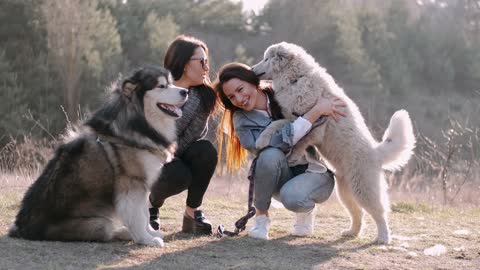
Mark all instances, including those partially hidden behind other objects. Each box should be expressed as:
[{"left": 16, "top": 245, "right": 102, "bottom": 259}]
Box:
[
  {"left": 9, "top": 66, "right": 188, "bottom": 246},
  {"left": 252, "top": 42, "right": 415, "bottom": 244}
]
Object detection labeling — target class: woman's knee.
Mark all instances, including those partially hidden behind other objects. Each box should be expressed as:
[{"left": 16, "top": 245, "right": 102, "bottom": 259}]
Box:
[
  {"left": 314, "top": 173, "right": 335, "bottom": 204},
  {"left": 256, "top": 147, "right": 287, "bottom": 172},
  {"left": 279, "top": 189, "right": 314, "bottom": 212},
  {"left": 279, "top": 172, "right": 335, "bottom": 212}
]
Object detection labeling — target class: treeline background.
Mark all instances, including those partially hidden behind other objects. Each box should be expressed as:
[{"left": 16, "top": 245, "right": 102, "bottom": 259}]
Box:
[{"left": 1, "top": 0, "right": 479, "bottom": 202}]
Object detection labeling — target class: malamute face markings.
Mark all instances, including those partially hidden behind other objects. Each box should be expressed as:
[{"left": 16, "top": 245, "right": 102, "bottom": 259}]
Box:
[
  {"left": 151, "top": 76, "right": 185, "bottom": 118},
  {"left": 9, "top": 66, "right": 187, "bottom": 246}
]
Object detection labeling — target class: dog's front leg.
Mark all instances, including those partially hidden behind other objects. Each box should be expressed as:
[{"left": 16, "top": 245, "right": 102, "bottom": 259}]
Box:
[
  {"left": 147, "top": 212, "right": 164, "bottom": 238},
  {"left": 255, "top": 119, "right": 290, "bottom": 149},
  {"left": 287, "top": 137, "right": 310, "bottom": 165},
  {"left": 287, "top": 124, "right": 327, "bottom": 165},
  {"left": 115, "top": 184, "right": 164, "bottom": 247}
]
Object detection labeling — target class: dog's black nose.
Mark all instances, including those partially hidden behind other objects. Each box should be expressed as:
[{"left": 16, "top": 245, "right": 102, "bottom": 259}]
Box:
[{"left": 180, "top": 90, "right": 188, "bottom": 97}]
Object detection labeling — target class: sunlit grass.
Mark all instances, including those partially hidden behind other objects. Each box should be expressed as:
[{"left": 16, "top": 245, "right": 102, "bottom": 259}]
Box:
[
  {"left": 0, "top": 137, "right": 479, "bottom": 269},
  {"left": 391, "top": 201, "right": 432, "bottom": 214}
]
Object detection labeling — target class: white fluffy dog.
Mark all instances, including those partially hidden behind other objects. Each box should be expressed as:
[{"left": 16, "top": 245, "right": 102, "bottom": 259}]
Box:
[{"left": 252, "top": 42, "right": 415, "bottom": 244}]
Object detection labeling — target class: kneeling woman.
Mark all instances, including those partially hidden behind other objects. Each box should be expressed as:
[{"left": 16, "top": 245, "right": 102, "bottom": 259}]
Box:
[{"left": 214, "top": 63, "right": 345, "bottom": 239}]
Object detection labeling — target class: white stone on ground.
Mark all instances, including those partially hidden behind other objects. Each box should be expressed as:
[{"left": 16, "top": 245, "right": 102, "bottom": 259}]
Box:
[
  {"left": 406, "top": 251, "right": 418, "bottom": 258},
  {"left": 453, "top": 229, "right": 470, "bottom": 235},
  {"left": 423, "top": 244, "right": 447, "bottom": 256}
]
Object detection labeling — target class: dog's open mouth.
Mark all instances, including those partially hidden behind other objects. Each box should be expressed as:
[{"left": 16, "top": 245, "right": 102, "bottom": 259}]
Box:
[{"left": 157, "top": 103, "right": 182, "bottom": 118}]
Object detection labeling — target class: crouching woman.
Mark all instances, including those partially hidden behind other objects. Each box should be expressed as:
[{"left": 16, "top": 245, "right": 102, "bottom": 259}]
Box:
[{"left": 214, "top": 63, "right": 346, "bottom": 240}]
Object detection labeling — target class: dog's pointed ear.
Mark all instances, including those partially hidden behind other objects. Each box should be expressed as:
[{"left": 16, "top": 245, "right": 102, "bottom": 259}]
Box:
[{"left": 122, "top": 80, "right": 138, "bottom": 98}]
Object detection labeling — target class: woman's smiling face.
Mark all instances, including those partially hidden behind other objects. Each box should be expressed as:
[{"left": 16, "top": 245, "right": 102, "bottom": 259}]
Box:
[{"left": 222, "top": 78, "right": 262, "bottom": 111}]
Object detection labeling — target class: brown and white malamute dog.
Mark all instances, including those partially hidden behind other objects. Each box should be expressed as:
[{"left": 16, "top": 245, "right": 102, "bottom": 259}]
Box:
[{"left": 9, "top": 66, "right": 187, "bottom": 246}]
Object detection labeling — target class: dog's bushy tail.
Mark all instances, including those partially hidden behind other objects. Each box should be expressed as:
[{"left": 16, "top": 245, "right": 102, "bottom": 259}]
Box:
[{"left": 376, "top": 110, "right": 415, "bottom": 171}]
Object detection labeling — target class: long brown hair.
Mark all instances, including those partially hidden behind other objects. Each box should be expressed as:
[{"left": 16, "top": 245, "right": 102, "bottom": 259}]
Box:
[
  {"left": 164, "top": 35, "right": 216, "bottom": 114},
  {"left": 214, "top": 62, "right": 283, "bottom": 173}
]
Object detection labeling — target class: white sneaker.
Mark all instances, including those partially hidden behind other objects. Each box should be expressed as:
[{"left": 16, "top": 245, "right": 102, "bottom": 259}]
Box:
[
  {"left": 292, "top": 207, "right": 316, "bottom": 237},
  {"left": 248, "top": 215, "right": 271, "bottom": 240}
]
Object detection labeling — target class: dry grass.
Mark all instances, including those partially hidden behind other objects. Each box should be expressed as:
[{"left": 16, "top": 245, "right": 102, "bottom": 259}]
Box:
[
  {"left": 1, "top": 172, "right": 479, "bottom": 270},
  {"left": 1, "top": 134, "right": 479, "bottom": 269}
]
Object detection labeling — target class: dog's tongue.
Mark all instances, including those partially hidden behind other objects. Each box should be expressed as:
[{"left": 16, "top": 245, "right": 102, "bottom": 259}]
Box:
[{"left": 165, "top": 104, "right": 182, "bottom": 118}]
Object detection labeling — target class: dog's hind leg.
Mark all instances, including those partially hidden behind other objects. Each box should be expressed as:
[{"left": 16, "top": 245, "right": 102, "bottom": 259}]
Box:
[
  {"left": 112, "top": 226, "right": 133, "bottom": 241},
  {"left": 336, "top": 175, "right": 364, "bottom": 238},
  {"left": 115, "top": 184, "right": 164, "bottom": 247},
  {"left": 45, "top": 217, "right": 118, "bottom": 242},
  {"left": 351, "top": 171, "right": 391, "bottom": 244}
]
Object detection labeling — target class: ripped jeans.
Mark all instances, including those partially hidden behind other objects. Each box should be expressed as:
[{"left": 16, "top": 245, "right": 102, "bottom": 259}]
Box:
[{"left": 252, "top": 147, "right": 335, "bottom": 212}]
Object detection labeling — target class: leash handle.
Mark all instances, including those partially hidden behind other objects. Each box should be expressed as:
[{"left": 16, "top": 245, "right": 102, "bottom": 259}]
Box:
[
  {"left": 216, "top": 206, "right": 256, "bottom": 238},
  {"left": 216, "top": 160, "right": 257, "bottom": 238}
]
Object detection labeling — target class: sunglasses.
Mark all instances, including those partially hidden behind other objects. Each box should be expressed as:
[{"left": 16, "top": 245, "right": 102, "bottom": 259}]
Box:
[{"left": 190, "top": 57, "right": 209, "bottom": 69}]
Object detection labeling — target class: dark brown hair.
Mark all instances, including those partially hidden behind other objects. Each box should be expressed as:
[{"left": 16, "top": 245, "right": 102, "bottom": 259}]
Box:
[
  {"left": 214, "top": 62, "right": 283, "bottom": 172},
  {"left": 164, "top": 35, "right": 216, "bottom": 114}
]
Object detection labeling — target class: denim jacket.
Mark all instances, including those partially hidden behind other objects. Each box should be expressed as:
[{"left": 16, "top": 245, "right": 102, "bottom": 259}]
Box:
[
  {"left": 233, "top": 109, "right": 291, "bottom": 149},
  {"left": 233, "top": 109, "right": 311, "bottom": 165},
  {"left": 233, "top": 108, "right": 330, "bottom": 175}
]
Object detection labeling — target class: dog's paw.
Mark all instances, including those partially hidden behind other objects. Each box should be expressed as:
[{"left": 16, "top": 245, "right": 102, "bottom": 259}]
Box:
[
  {"left": 151, "top": 237, "right": 165, "bottom": 247},
  {"left": 142, "top": 237, "right": 164, "bottom": 247},
  {"left": 287, "top": 152, "right": 304, "bottom": 164},
  {"left": 374, "top": 233, "right": 391, "bottom": 245},
  {"left": 374, "top": 237, "right": 391, "bottom": 245},
  {"left": 341, "top": 229, "right": 360, "bottom": 238},
  {"left": 136, "top": 235, "right": 165, "bottom": 247},
  {"left": 287, "top": 158, "right": 301, "bottom": 166},
  {"left": 148, "top": 227, "right": 164, "bottom": 238},
  {"left": 255, "top": 136, "right": 270, "bottom": 150}
]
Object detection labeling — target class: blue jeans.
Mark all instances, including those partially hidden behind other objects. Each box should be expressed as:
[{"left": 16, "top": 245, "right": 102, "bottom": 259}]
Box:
[{"left": 253, "top": 147, "right": 335, "bottom": 212}]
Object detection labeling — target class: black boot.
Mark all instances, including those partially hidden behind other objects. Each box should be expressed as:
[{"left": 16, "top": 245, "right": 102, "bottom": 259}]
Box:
[
  {"left": 149, "top": 207, "right": 160, "bottom": 231},
  {"left": 182, "top": 210, "right": 213, "bottom": 235}
]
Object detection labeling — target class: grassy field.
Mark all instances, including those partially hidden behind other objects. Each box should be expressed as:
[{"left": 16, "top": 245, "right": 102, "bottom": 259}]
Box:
[{"left": 0, "top": 174, "right": 479, "bottom": 270}]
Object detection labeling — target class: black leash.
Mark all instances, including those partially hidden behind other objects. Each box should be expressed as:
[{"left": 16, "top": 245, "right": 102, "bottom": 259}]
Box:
[{"left": 216, "top": 159, "right": 258, "bottom": 238}]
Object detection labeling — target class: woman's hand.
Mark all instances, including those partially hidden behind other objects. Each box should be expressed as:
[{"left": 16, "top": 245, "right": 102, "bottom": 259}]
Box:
[
  {"left": 303, "top": 97, "right": 347, "bottom": 124},
  {"left": 315, "top": 97, "right": 347, "bottom": 122}
]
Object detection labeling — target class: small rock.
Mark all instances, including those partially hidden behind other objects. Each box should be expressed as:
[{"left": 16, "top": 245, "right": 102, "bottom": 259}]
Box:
[
  {"left": 406, "top": 251, "right": 418, "bottom": 258},
  {"left": 424, "top": 244, "right": 447, "bottom": 256},
  {"left": 455, "top": 253, "right": 468, "bottom": 260},
  {"left": 453, "top": 229, "right": 470, "bottom": 235}
]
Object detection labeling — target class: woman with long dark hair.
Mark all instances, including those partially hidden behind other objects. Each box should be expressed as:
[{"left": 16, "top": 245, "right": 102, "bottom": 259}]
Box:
[{"left": 149, "top": 35, "right": 217, "bottom": 235}]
